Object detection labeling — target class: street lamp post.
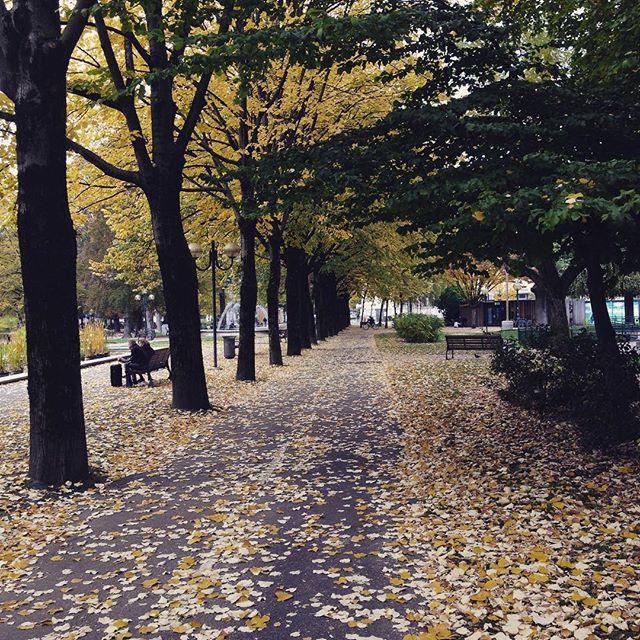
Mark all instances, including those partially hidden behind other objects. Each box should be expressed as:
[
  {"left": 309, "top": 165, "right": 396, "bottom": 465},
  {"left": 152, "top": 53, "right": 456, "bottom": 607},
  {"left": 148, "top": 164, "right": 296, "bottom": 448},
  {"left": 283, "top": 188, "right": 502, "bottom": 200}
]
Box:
[
  {"left": 514, "top": 281, "right": 523, "bottom": 327},
  {"left": 189, "top": 241, "right": 240, "bottom": 368},
  {"left": 134, "top": 291, "right": 155, "bottom": 338}
]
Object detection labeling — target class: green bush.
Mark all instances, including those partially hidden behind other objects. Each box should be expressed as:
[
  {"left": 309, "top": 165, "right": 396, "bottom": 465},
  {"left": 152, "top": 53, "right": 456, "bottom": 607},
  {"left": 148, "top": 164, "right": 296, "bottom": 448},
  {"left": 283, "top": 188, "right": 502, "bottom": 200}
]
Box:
[
  {"left": 491, "top": 333, "right": 640, "bottom": 443},
  {"left": 394, "top": 313, "right": 444, "bottom": 343},
  {"left": 0, "top": 326, "right": 27, "bottom": 374},
  {"left": 80, "top": 321, "right": 108, "bottom": 358}
]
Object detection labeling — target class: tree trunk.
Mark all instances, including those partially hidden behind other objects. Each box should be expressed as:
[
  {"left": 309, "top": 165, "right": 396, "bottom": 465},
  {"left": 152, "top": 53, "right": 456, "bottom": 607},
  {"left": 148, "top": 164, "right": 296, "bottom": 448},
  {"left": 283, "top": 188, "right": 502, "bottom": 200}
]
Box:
[
  {"left": 285, "top": 247, "right": 303, "bottom": 355},
  {"left": 267, "top": 231, "right": 283, "bottom": 366},
  {"left": 299, "top": 264, "right": 312, "bottom": 350},
  {"left": 147, "top": 179, "right": 210, "bottom": 410},
  {"left": 339, "top": 293, "right": 351, "bottom": 330},
  {"left": 585, "top": 256, "right": 619, "bottom": 358},
  {"left": 314, "top": 270, "right": 327, "bottom": 341},
  {"left": 585, "top": 254, "right": 638, "bottom": 439},
  {"left": 306, "top": 272, "right": 318, "bottom": 345},
  {"left": 14, "top": 31, "right": 88, "bottom": 485},
  {"left": 385, "top": 300, "right": 389, "bottom": 328},
  {"left": 378, "top": 299, "right": 386, "bottom": 326},
  {"left": 545, "top": 292, "right": 569, "bottom": 343},
  {"left": 360, "top": 289, "right": 367, "bottom": 326},
  {"left": 624, "top": 292, "right": 635, "bottom": 325},
  {"left": 236, "top": 215, "right": 257, "bottom": 380},
  {"left": 327, "top": 273, "right": 340, "bottom": 335}
]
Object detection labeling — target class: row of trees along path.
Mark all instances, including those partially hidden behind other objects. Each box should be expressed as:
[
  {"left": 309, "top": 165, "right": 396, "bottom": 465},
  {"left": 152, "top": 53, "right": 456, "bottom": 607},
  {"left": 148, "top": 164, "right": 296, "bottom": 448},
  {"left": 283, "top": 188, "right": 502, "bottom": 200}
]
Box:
[{"left": 0, "top": 0, "right": 418, "bottom": 485}]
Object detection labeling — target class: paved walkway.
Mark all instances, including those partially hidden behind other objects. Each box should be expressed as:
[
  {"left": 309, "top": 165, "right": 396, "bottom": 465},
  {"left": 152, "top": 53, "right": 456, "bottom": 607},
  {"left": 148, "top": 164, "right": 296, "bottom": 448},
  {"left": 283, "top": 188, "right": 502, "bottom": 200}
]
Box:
[{"left": 0, "top": 331, "right": 428, "bottom": 640}]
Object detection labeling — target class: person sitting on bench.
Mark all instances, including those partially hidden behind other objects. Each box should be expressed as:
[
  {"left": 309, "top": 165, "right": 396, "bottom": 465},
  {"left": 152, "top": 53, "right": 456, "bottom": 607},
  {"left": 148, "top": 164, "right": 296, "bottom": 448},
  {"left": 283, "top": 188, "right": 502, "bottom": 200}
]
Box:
[{"left": 123, "top": 339, "right": 152, "bottom": 387}]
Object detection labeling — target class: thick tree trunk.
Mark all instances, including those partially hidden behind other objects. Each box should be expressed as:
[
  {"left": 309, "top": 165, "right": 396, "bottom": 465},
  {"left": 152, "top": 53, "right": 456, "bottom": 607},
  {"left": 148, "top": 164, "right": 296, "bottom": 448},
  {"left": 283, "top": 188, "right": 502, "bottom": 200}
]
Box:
[
  {"left": 236, "top": 216, "right": 257, "bottom": 380},
  {"left": 299, "top": 265, "right": 312, "bottom": 350},
  {"left": 585, "top": 257, "right": 619, "bottom": 358},
  {"left": 545, "top": 293, "right": 569, "bottom": 342},
  {"left": 315, "top": 270, "right": 330, "bottom": 340},
  {"left": 327, "top": 274, "right": 340, "bottom": 335},
  {"left": 147, "top": 179, "right": 210, "bottom": 410},
  {"left": 306, "top": 272, "right": 318, "bottom": 345},
  {"left": 585, "top": 254, "right": 638, "bottom": 439},
  {"left": 624, "top": 292, "right": 635, "bottom": 325},
  {"left": 14, "top": 42, "right": 88, "bottom": 484},
  {"left": 378, "top": 299, "right": 386, "bottom": 326},
  {"left": 267, "top": 231, "right": 283, "bottom": 366},
  {"left": 339, "top": 293, "right": 351, "bottom": 330},
  {"left": 285, "top": 247, "right": 303, "bottom": 355}
]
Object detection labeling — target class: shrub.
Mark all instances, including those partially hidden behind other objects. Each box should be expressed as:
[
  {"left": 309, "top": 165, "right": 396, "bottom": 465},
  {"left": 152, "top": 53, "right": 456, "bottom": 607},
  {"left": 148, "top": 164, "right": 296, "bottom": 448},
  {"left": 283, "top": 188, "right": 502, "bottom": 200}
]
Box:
[
  {"left": 80, "top": 321, "right": 108, "bottom": 358},
  {"left": 394, "top": 313, "right": 444, "bottom": 343},
  {"left": 0, "top": 326, "right": 27, "bottom": 374},
  {"left": 491, "top": 333, "right": 640, "bottom": 442}
]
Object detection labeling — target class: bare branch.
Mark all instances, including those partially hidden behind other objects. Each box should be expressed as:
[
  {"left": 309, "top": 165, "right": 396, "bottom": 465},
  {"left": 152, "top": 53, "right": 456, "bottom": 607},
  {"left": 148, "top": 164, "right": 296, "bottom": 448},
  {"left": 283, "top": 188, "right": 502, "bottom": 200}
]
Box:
[
  {"left": 176, "top": 72, "right": 212, "bottom": 156},
  {"left": 67, "top": 138, "right": 142, "bottom": 186},
  {"left": 60, "top": 0, "right": 98, "bottom": 61}
]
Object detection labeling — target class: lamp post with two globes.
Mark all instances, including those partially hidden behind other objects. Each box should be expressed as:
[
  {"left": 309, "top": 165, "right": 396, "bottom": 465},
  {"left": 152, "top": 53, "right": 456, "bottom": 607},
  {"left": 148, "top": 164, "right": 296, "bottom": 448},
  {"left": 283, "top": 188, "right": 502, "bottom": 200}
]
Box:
[
  {"left": 134, "top": 291, "right": 155, "bottom": 338},
  {"left": 189, "top": 241, "right": 240, "bottom": 368}
]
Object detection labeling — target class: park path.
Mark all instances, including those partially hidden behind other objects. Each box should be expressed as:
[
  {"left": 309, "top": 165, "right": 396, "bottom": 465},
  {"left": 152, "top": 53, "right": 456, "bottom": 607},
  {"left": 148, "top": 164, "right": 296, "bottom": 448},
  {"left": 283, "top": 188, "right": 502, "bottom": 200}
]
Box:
[{"left": 0, "top": 330, "right": 430, "bottom": 640}]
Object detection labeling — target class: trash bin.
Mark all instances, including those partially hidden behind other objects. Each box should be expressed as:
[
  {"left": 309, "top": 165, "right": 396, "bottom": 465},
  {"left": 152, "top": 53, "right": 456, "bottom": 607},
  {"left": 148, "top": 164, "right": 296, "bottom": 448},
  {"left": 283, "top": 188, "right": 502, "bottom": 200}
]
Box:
[
  {"left": 223, "top": 336, "right": 236, "bottom": 359},
  {"left": 110, "top": 363, "right": 123, "bottom": 387}
]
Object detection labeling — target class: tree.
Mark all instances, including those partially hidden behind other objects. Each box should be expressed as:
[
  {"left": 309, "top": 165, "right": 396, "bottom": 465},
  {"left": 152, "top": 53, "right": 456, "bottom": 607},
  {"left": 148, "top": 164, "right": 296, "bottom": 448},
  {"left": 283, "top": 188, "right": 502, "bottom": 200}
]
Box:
[
  {"left": 0, "top": 0, "right": 95, "bottom": 484},
  {"left": 189, "top": 1, "right": 427, "bottom": 377},
  {"left": 0, "top": 227, "right": 23, "bottom": 324},
  {"left": 66, "top": 1, "right": 234, "bottom": 410}
]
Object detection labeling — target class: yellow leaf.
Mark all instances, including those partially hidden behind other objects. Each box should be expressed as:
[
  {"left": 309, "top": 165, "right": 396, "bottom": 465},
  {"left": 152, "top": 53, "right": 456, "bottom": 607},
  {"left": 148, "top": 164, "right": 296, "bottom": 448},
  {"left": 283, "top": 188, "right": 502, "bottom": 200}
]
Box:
[
  {"left": 172, "top": 624, "right": 191, "bottom": 633},
  {"left": 247, "top": 614, "right": 270, "bottom": 630},
  {"left": 142, "top": 579, "right": 159, "bottom": 589},
  {"left": 275, "top": 590, "right": 293, "bottom": 602},
  {"left": 472, "top": 211, "right": 485, "bottom": 221}
]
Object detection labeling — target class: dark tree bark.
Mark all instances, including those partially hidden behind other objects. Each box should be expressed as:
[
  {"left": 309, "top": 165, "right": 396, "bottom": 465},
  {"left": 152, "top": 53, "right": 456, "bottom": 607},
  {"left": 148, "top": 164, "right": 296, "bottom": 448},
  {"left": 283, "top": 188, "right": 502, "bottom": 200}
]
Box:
[
  {"left": 266, "top": 229, "right": 283, "bottom": 366},
  {"left": 299, "top": 264, "right": 312, "bottom": 350},
  {"left": 339, "top": 292, "right": 351, "bottom": 330},
  {"left": 377, "top": 299, "right": 386, "bottom": 326},
  {"left": 306, "top": 272, "right": 318, "bottom": 346},
  {"left": 522, "top": 257, "right": 581, "bottom": 347},
  {"left": 385, "top": 300, "right": 390, "bottom": 328},
  {"left": 66, "top": 1, "right": 217, "bottom": 409},
  {"left": 285, "top": 247, "right": 304, "bottom": 356},
  {"left": 585, "top": 256, "right": 619, "bottom": 358},
  {"left": 624, "top": 292, "right": 635, "bottom": 325},
  {"left": 314, "top": 270, "right": 329, "bottom": 341},
  {"left": 236, "top": 215, "right": 257, "bottom": 380},
  {"left": 147, "top": 177, "right": 209, "bottom": 409},
  {"left": 0, "top": 0, "right": 96, "bottom": 485}
]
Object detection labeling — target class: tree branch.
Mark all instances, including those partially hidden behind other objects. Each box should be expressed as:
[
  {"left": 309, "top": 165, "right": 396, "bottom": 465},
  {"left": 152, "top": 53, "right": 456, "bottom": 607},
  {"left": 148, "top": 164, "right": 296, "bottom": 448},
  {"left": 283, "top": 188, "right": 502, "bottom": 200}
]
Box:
[
  {"left": 176, "top": 72, "right": 212, "bottom": 156},
  {"left": 60, "top": 0, "right": 98, "bottom": 61},
  {"left": 67, "top": 138, "right": 142, "bottom": 186}
]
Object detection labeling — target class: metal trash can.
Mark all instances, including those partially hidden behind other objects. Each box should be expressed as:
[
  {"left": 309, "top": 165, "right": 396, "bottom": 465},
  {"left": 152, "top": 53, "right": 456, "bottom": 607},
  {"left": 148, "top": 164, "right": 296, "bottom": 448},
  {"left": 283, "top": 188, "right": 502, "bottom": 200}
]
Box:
[
  {"left": 110, "top": 363, "right": 123, "bottom": 387},
  {"left": 223, "top": 336, "right": 236, "bottom": 359}
]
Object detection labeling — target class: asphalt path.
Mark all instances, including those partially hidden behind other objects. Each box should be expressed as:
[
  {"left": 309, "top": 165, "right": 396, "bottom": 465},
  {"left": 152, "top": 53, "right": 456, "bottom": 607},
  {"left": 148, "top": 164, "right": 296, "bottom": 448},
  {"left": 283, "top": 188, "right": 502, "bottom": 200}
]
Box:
[{"left": 0, "top": 331, "right": 428, "bottom": 640}]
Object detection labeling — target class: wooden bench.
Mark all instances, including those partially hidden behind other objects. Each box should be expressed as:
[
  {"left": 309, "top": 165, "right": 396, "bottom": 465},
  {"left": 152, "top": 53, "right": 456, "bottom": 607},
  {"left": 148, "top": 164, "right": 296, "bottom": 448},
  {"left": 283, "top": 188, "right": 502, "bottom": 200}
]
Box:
[
  {"left": 445, "top": 334, "right": 502, "bottom": 360},
  {"left": 124, "top": 348, "right": 171, "bottom": 386}
]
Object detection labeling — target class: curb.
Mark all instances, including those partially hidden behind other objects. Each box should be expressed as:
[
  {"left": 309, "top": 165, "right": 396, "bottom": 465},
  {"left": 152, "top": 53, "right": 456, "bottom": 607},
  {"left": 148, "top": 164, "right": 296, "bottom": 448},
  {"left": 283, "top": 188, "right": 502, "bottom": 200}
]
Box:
[{"left": 0, "top": 355, "right": 119, "bottom": 386}]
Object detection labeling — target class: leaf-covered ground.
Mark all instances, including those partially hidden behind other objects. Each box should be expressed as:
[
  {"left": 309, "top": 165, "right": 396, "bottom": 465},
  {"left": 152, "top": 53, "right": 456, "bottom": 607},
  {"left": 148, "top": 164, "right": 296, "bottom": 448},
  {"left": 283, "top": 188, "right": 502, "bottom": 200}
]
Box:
[
  {"left": 0, "top": 330, "right": 638, "bottom": 639},
  {"left": 377, "top": 333, "right": 640, "bottom": 640}
]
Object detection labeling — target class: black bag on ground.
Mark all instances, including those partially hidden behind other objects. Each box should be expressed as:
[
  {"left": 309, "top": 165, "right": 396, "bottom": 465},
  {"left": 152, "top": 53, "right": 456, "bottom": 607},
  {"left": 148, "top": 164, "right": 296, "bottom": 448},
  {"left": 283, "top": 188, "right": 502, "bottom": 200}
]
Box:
[{"left": 110, "top": 363, "right": 122, "bottom": 387}]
